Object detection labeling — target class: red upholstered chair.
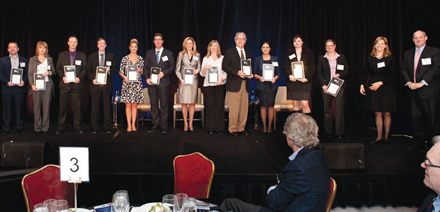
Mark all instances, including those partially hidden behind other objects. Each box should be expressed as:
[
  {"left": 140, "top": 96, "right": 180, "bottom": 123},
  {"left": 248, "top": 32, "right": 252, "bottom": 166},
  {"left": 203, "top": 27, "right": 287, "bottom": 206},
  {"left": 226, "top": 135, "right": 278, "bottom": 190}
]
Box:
[
  {"left": 21, "top": 164, "right": 75, "bottom": 212},
  {"left": 173, "top": 152, "right": 215, "bottom": 198},
  {"left": 326, "top": 177, "right": 337, "bottom": 212}
]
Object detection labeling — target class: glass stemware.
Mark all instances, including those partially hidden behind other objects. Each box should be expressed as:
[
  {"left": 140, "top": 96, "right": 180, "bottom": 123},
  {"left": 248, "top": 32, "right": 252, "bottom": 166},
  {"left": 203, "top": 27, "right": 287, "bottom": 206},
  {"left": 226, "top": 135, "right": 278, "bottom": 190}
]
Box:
[
  {"left": 162, "top": 194, "right": 178, "bottom": 212},
  {"left": 50, "top": 200, "right": 68, "bottom": 212},
  {"left": 181, "top": 197, "right": 197, "bottom": 212},
  {"left": 175, "top": 193, "right": 188, "bottom": 212},
  {"left": 112, "top": 190, "right": 130, "bottom": 212},
  {"left": 33, "top": 203, "right": 49, "bottom": 212}
]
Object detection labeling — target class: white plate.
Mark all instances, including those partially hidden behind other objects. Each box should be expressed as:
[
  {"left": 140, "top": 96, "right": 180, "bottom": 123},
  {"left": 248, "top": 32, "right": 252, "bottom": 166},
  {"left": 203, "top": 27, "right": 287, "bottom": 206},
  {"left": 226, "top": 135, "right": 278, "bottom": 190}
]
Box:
[
  {"left": 67, "top": 209, "right": 91, "bottom": 212},
  {"left": 132, "top": 203, "right": 166, "bottom": 212}
]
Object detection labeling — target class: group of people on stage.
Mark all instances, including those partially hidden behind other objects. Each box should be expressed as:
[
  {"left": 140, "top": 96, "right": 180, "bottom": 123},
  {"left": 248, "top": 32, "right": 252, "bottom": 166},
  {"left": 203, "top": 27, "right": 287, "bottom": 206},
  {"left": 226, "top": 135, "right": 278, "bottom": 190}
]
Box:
[{"left": 0, "top": 30, "right": 439, "bottom": 147}]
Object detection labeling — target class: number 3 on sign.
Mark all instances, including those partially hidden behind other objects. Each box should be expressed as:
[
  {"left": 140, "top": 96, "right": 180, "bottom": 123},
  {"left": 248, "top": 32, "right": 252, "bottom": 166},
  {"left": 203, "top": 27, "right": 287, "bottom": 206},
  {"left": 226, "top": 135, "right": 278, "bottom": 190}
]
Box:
[{"left": 59, "top": 147, "right": 89, "bottom": 182}]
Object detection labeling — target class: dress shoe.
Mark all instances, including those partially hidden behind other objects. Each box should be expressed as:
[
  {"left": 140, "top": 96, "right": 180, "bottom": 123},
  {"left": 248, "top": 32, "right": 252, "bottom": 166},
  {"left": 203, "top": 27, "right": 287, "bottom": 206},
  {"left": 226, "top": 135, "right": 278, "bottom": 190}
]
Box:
[
  {"left": 209, "top": 131, "right": 213, "bottom": 134},
  {"left": 230, "top": 132, "right": 238, "bottom": 137},
  {"left": 336, "top": 135, "right": 344, "bottom": 139},
  {"left": 239, "top": 131, "right": 248, "bottom": 136},
  {"left": 42, "top": 131, "right": 48, "bottom": 134},
  {"left": 2, "top": 130, "right": 10, "bottom": 135},
  {"left": 105, "top": 130, "right": 112, "bottom": 134},
  {"left": 370, "top": 139, "right": 382, "bottom": 144},
  {"left": 218, "top": 131, "right": 223, "bottom": 135},
  {"left": 18, "top": 129, "right": 25, "bottom": 134},
  {"left": 56, "top": 129, "right": 63, "bottom": 134},
  {"left": 92, "top": 130, "right": 97, "bottom": 134},
  {"left": 148, "top": 125, "right": 159, "bottom": 133},
  {"left": 161, "top": 129, "right": 168, "bottom": 134},
  {"left": 78, "top": 130, "right": 84, "bottom": 134},
  {"left": 35, "top": 131, "right": 41, "bottom": 134}
]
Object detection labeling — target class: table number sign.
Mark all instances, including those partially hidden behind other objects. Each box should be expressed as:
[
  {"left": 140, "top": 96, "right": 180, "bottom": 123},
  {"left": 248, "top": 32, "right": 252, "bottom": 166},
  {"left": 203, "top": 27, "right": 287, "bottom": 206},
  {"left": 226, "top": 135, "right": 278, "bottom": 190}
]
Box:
[{"left": 59, "top": 147, "right": 90, "bottom": 182}]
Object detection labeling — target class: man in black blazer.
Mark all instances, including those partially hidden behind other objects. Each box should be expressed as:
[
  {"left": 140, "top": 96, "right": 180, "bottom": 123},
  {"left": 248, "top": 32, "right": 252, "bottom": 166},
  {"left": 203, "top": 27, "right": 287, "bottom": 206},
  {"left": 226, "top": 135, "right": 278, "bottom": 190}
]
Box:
[
  {"left": 222, "top": 32, "right": 253, "bottom": 136},
  {"left": 0, "top": 41, "right": 28, "bottom": 135},
  {"left": 402, "top": 30, "right": 440, "bottom": 150},
  {"left": 87, "top": 38, "right": 116, "bottom": 134},
  {"left": 144, "top": 33, "right": 175, "bottom": 134},
  {"left": 56, "top": 35, "right": 87, "bottom": 134},
  {"left": 418, "top": 135, "right": 440, "bottom": 212}
]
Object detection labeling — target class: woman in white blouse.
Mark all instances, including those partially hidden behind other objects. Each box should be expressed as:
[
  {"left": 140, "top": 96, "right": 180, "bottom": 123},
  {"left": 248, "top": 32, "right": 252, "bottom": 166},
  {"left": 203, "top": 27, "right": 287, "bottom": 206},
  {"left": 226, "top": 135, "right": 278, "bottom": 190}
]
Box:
[
  {"left": 28, "top": 41, "right": 56, "bottom": 134},
  {"left": 200, "top": 40, "right": 227, "bottom": 134}
]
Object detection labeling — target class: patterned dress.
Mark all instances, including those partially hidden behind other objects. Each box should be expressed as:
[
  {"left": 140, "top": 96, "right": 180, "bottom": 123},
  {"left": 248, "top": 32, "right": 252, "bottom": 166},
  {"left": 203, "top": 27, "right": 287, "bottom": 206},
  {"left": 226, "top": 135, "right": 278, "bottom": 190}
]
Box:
[{"left": 120, "top": 55, "right": 144, "bottom": 103}]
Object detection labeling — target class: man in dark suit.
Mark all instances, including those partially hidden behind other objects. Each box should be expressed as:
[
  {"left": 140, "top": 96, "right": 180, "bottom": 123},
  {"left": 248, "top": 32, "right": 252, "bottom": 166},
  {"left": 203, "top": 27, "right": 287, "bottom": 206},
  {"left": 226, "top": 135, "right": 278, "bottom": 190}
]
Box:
[
  {"left": 418, "top": 135, "right": 440, "bottom": 212},
  {"left": 56, "top": 35, "right": 87, "bottom": 134},
  {"left": 0, "top": 41, "right": 28, "bottom": 135},
  {"left": 222, "top": 32, "right": 253, "bottom": 136},
  {"left": 87, "top": 38, "right": 116, "bottom": 134},
  {"left": 402, "top": 30, "right": 440, "bottom": 150},
  {"left": 144, "top": 33, "right": 175, "bottom": 134},
  {"left": 221, "top": 113, "right": 330, "bottom": 212}
]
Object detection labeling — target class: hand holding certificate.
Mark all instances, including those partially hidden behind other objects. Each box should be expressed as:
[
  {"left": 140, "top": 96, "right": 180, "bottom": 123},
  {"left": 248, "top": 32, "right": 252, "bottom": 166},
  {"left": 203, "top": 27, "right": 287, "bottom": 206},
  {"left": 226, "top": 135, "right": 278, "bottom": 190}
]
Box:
[
  {"left": 150, "top": 67, "right": 161, "bottom": 85},
  {"left": 184, "top": 68, "right": 194, "bottom": 85},
  {"left": 208, "top": 67, "right": 219, "bottom": 83},
  {"left": 127, "top": 65, "right": 138, "bottom": 82},
  {"left": 263, "top": 64, "right": 274, "bottom": 81},
  {"left": 10, "top": 68, "right": 23, "bottom": 85},
  {"left": 327, "top": 78, "right": 345, "bottom": 97},
  {"left": 291, "top": 61, "right": 305, "bottom": 79},
  {"left": 241, "top": 59, "right": 252, "bottom": 76},
  {"left": 95, "top": 66, "right": 107, "bottom": 84},
  {"left": 64, "top": 65, "right": 76, "bottom": 83}
]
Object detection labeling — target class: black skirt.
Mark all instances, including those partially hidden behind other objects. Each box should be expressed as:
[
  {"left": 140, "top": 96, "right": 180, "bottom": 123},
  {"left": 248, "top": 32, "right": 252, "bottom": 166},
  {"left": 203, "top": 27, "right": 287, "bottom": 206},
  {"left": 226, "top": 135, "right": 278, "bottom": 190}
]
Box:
[{"left": 257, "top": 82, "right": 277, "bottom": 107}]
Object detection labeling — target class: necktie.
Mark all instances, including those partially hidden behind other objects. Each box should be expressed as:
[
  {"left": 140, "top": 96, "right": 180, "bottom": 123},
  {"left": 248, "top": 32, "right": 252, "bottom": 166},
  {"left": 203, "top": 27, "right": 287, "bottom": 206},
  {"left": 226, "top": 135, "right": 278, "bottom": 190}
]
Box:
[
  {"left": 414, "top": 48, "right": 421, "bottom": 82},
  {"left": 240, "top": 49, "right": 245, "bottom": 60},
  {"left": 156, "top": 51, "right": 160, "bottom": 63},
  {"left": 100, "top": 54, "right": 104, "bottom": 66},
  {"left": 70, "top": 52, "right": 74, "bottom": 65}
]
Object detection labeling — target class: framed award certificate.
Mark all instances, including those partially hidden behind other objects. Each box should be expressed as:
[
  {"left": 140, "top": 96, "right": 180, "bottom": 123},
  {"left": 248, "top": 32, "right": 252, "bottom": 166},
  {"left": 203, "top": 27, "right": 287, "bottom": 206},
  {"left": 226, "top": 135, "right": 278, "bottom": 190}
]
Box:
[
  {"left": 10, "top": 68, "right": 23, "bottom": 85},
  {"left": 150, "top": 67, "right": 161, "bottom": 85},
  {"left": 263, "top": 64, "right": 274, "bottom": 81},
  {"left": 64, "top": 65, "right": 76, "bottom": 83},
  {"left": 241, "top": 59, "right": 252, "bottom": 76},
  {"left": 95, "top": 66, "right": 107, "bottom": 84},
  {"left": 34, "top": 73, "right": 46, "bottom": 90},
  {"left": 208, "top": 67, "right": 218, "bottom": 83},
  {"left": 291, "top": 61, "right": 305, "bottom": 79},
  {"left": 327, "top": 78, "right": 345, "bottom": 97},
  {"left": 127, "top": 65, "right": 138, "bottom": 82},
  {"left": 184, "top": 68, "right": 194, "bottom": 85}
]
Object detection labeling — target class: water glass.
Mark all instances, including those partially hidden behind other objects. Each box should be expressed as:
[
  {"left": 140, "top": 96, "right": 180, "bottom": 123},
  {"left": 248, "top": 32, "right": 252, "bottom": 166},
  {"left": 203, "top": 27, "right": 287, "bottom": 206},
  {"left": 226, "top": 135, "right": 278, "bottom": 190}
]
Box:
[
  {"left": 175, "top": 193, "right": 188, "bottom": 211},
  {"left": 162, "top": 194, "right": 178, "bottom": 212},
  {"left": 33, "top": 203, "right": 49, "bottom": 212},
  {"left": 50, "top": 200, "right": 68, "bottom": 212},
  {"left": 181, "top": 197, "right": 197, "bottom": 212},
  {"left": 43, "top": 199, "right": 56, "bottom": 212},
  {"left": 112, "top": 190, "right": 130, "bottom": 212}
]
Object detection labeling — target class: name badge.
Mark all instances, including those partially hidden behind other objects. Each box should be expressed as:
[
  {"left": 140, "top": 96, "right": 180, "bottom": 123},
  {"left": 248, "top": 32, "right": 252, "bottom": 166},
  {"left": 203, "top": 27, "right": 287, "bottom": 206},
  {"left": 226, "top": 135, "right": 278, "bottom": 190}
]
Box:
[
  {"left": 106, "top": 61, "right": 112, "bottom": 66},
  {"left": 288, "top": 54, "right": 296, "bottom": 60},
  {"left": 75, "top": 60, "right": 81, "bottom": 65},
  {"left": 20, "top": 62, "right": 26, "bottom": 67},
  {"left": 48, "top": 65, "right": 51, "bottom": 70},
  {"left": 421, "top": 58, "right": 432, "bottom": 65},
  {"left": 272, "top": 62, "right": 279, "bottom": 67},
  {"left": 377, "top": 62, "right": 385, "bottom": 68},
  {"left": 162, "top": 56, "right": 169, "bottom": 61},
  {"left": 193, "top": 56, "right": 199, "bottom": 61},
  {"left": 337, "top": 64, "right": 344, "bottom": 70}
]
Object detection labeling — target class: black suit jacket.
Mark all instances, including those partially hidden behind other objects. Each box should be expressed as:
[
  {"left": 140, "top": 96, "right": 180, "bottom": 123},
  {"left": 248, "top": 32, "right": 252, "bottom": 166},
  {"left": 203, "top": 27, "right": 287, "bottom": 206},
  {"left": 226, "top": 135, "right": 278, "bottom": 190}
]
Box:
[
  {"left": 87, "top": 51, "right": 116, "bottom": 94},
  {"left": 56, "top": 50, "right": 87, "bottom": 90},
  {"left": 144, "top": 48, "right": 175, "bottom": 87},
  {"left": 283, "top": 48, "right": 315, "bottom": 92},
  {"left": 222, "top": 47, "right": 252, "bottom": 92},
  {"left": 0, "top": 55, "right": 28, "bottom": 94},
  {"left": 316, "top": 54, "right": 349, "bottom": 87},
  {"left": 417, "top": 194, "right": 437, "bottom": 212},
  {"left": 402, "top": 45, "right": 440, "bottom": 99}
]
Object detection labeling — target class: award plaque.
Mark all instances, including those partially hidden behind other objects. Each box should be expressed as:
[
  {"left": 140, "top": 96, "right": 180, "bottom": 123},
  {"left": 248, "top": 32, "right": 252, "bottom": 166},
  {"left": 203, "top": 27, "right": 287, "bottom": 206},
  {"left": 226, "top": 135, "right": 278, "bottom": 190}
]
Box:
[
  {"left": 150, "top": 67, "right": 161, "bottom": 85},
  {"left": 184, "top": 68, "right": 194, "bottom": 85},
  {"left": 95, "top": 66, "right": 107, "bottom": 84},
  {"left": 327, "top": 78, "right": 345, "bottom": 97},
  {"left": 34, "top": 73, "right": 46, "bottom": 90},
  {"left": 10, "top": 68, "right": 23, "bottom": 85},
  {"left": 208, "top": 67, "right": 219, "bottom": 83},
  {"left": 127, "top": 65, "right": 138, "bottom": 82},
  {"left": 291, "top": 61, "right": 305, "bottom": 79},
  {"left": 64, "top": 65, "right": 76, "bottom": 83},
  {"left": 241, "top": 59, "right": 252, "bottom": 76},
  {"left": 263, "top": 64, "right": 274, "bottom": 81}
]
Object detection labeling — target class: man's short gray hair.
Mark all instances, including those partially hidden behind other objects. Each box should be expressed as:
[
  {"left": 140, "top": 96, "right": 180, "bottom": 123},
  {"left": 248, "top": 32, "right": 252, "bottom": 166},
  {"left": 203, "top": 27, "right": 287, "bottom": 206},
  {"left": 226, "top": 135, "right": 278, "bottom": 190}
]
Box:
[
  {"left": 234, "top": 32, "right": 246, "bottom": 39},
  {"left": 283, "top": 113, "right": 319, "bottom": 148}
]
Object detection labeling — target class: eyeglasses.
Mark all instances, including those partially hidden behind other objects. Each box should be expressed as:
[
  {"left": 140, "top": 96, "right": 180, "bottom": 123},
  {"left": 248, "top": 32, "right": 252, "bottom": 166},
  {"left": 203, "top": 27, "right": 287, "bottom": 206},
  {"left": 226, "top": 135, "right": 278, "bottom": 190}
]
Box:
[{"left": 424, "top": 159, "right": 440, "bottom": 168}]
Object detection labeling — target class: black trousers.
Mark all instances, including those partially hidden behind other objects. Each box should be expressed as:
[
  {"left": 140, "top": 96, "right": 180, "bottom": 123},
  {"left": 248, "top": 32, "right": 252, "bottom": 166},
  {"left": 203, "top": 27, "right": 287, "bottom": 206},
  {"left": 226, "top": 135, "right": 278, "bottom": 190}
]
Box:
[
  {"left": 410, "top": 96, "right": 439, "bottom": 145},
  {"left": 148, "top": 85, "right": 169, "bottom": 130},
  {"left": 58, "top": 88, "right": 82, "bottom": 131},
  {"left": 90, "top": 88, "right": 112, "bottom": 131},
  {"left": 2, "top": 92, "right": 25, "bottom": 131},
  {"left": 203, "top": 85, "right": 225, "bottom": 132},
  {"left": 221, "top": 198, "right": 263, "bottom": 212},
  {"left": 321, "top": 86, "right": 345, "bottom": 136}
]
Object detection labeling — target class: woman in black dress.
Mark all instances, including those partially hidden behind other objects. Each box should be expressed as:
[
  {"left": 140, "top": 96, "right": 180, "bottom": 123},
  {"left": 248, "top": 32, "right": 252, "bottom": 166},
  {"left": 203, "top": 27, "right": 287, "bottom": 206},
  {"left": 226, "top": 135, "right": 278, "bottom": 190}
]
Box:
[
  {"left": 253, "top": 42, "right": 280, "bottom": 135},
  {"left": 360, "top": 36, "right": 396, "bottom": 143},
  {"left": 283, "top": 35, "right": 315, "bottom": 115}
]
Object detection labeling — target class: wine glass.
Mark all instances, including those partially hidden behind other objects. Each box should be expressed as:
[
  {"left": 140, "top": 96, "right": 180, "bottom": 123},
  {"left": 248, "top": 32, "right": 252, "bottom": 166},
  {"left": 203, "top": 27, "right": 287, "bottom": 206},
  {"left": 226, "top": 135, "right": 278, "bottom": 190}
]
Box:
[
  {"left": 161, "top": 194, "right": 178, "bottom": 212},
  {"left": 181, "top": 197, "right": 197, "bottom": 212},
  {"left": 175, "top": 193, "right": 188, "bottom": 211},
  {"left": 50, "top": 200, "right": 68, "bottom": 212},
  {"left": 112, "top": 190, "right": 130, "bottom": 212},
  {"left": 33, "top": 203, "right": 49, "bottom": 212},
  {"left": 43, "top": 199, "right": 56, "bottom": 212}
]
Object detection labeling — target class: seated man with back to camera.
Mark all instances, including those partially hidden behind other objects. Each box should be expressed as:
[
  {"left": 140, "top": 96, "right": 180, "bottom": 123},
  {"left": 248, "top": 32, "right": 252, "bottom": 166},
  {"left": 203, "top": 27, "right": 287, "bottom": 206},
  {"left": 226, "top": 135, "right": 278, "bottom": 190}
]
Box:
[{"left": 221, "top": 113, "right": 330, "bottom": 212}]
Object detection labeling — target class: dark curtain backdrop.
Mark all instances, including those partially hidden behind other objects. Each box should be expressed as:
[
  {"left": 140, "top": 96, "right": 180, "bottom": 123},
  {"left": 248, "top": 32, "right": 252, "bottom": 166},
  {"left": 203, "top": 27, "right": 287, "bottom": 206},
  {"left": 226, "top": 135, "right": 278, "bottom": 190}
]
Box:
[{"left": 1, "top": 0, "right": 440, "bottom": 133}]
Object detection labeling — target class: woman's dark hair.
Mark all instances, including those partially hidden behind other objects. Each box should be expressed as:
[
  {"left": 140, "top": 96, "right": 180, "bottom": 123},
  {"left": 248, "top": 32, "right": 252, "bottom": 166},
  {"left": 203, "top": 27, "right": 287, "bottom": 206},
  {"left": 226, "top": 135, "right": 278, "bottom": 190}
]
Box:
[{"left": 288, "top": 34, "right": 305, "bottom": 54}]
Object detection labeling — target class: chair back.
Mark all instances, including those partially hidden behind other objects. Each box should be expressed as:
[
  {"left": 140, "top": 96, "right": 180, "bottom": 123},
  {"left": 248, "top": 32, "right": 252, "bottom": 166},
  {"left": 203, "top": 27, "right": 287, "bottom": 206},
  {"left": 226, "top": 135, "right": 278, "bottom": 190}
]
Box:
[
  {"left": 141, "top": 88, "right": 150, "bottom": 104},
  {"left": 21, "top": 164, "right": 75, "bottom": 212},
  {"left": 326, "top": 177, "right": 337, "bottom": 212},
  {"left": 173, "top": 152, "right": 215, "bottom": 198},
  {"left": 274, "top": 86, "right": 292, "bottom": 107}
]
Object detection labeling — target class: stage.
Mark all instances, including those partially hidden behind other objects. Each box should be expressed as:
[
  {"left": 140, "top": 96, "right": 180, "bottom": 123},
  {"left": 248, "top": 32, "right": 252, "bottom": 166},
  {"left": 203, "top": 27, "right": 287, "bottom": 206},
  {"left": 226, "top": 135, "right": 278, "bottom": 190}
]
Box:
[{"left": 0, "top": 119, "right": 432, "bottom": 211}]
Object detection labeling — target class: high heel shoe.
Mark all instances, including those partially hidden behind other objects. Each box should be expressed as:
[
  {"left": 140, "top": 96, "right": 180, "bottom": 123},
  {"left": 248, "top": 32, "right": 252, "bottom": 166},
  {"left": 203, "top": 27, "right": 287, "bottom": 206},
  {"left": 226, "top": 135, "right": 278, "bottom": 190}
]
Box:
[
  {"left": 189, "top": 126, "right": 194, "bottom": 133},
  {"left": 184, "top": 125, "right": 188, "bottom": 133}
]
